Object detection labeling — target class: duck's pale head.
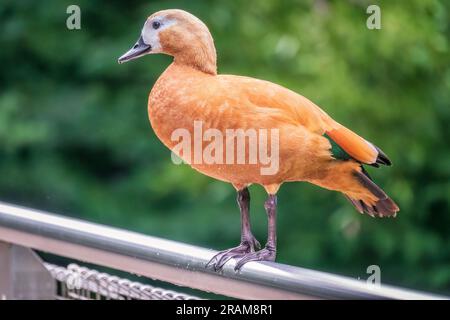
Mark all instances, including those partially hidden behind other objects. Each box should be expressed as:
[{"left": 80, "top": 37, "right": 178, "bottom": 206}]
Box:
[{"left": 118, "top": 9, "right": 217, "bottom": 75}]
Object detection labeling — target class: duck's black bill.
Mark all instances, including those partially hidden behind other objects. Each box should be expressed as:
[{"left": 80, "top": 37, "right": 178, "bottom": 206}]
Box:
[{"left": 118, "top": 36, "right": 151, "bottom": 64}]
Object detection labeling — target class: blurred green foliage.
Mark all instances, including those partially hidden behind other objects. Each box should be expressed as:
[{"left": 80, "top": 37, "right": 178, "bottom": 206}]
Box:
[{"left": 0, "top": 0, "right": 449, "bottom": 294}]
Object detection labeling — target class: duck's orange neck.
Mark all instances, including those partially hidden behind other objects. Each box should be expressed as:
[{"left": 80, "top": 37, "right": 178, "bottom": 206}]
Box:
[
  {"left": 173, "top": 44, "right": 217, "bottom": 75},
  {"left": 160, "top": 29, "right": 217, "bottom": 75}
]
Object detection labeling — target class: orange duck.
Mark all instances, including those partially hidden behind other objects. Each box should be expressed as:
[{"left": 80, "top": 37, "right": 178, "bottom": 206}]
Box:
[{"left": 118, "top": 9, "right": 399, "bottom": 271}]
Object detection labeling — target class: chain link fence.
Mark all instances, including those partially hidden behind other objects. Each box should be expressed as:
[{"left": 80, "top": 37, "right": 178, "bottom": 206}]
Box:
[{"left": 44, "top": 263, "right": 201, "bottom": 300}]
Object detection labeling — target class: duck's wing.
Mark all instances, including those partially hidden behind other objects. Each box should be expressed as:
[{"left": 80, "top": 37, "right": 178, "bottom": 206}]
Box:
[{"left": 218, "top": 75, "right": 390, "bottom": 166}]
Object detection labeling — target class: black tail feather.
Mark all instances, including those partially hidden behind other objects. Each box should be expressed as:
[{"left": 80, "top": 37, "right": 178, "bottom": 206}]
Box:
[
  {"left": 353, "top": 169, "right": 387, "bottom": 200},
  {"left": 367, "top": 145, "right": 391, "bottom": 167},
  {"left": 345, "top": 168, "right": 399, "bottom": 217},
  {"left": 375, "top": 146, "right": 392, "bottom": 166}
]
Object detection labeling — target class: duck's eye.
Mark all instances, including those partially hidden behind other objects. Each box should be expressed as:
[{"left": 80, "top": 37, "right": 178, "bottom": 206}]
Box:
[{"left": 152, "top": 21, "right": 161, "bottom": 30}]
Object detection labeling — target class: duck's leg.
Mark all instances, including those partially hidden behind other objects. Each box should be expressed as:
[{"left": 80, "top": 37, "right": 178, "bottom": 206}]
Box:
[
  {"left": 234, "top": 194, "right": 277, "bottom": 271},
  {"left": 206, "top": 187, "right": 260, "bottom": 271}
]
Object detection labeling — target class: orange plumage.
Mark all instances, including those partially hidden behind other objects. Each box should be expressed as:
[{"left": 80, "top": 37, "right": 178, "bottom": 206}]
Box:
[{"left": 119, "top": 9, "right": 399, "bottom": 270}]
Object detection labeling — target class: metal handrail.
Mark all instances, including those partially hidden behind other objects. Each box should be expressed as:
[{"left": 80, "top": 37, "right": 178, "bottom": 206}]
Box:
[{"left": 0, "top": 201, "right": 446, "bottom": 300}]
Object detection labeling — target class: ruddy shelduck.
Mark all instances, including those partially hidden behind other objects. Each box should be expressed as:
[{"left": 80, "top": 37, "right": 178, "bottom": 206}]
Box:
[{"left": 118, "top": 9, "right": 399, "bottom": 271}]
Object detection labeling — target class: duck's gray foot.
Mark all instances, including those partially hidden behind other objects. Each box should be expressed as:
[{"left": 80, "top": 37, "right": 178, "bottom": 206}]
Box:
[
  {"left": 206, "top": 236, "right": 261, "bottom": 272},
  {"left": 234, "top": 246, "right": 276, "bottom": 271}
]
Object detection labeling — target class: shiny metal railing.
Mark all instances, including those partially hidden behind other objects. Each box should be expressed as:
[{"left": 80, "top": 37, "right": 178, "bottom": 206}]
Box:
[{"left": 0, "top": 201, "right": 446, "bottom": 300}]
